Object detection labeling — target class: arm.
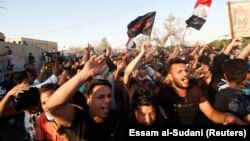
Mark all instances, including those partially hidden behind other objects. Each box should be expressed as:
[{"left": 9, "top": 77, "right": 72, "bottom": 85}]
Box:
[
  {"left": 237, "top": 43, "right": 250, "bottom": 60},
  {"left": 190, "top": 42, "right": 200, "bottom": 57},
  {"left": 222, "top": 37, "right": 243, "bottom": 55},
  {"left": 166, "top": 47, "right": 180, "bottom": 63},
  {"left": 191, "top": 54, "right": 199, "bottom": 70},
  {"left": 57, "top": 62, "right": 71, "bottom": 86},
  {"left": 46, "top": 55, "right": 107, "bottom": 124},
  {"left": 81, "top": 44, "right": 91, "bottom": 66},
  {"left": 243, "top": 114, "right": 250, "bottom": 124},
  {"left": 113, "top": 60, "right": 125, "bottom": 82},
  {"left": 36, "top": 64, "right": 46, "bottom": 83},
  {"left": 0, "top": 83, "right": 29, "bottom": 117},
  {"left": 199, "top": 101, "right": 246, "bottom": 125},
  {"left": 198, "top": 45, "right": 206, "bottom": 57},
  {"left": 123, "top": 45, "right": 146, "bottom": 85},
  {"left": 219, "top": 43, "right": 228, "bottom": 54},
  {"left": 57, "top": 70, "right": 69, "bottom": 86},
  {"left": 105, "top": 48, "right": 110, "bottom": 58}
]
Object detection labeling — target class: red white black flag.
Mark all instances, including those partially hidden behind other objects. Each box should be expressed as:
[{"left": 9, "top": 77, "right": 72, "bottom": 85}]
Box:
[
  {"left": 127, "top": 11, "right": 156, "bottom": 38},
  {"left": 186, "top": 0, "right": 212, "bottom": 30}
]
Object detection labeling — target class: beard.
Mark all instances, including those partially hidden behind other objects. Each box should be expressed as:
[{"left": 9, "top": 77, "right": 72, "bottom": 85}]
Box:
[{"left": 172, "top": 78, "right": 188, "bottom": 89}]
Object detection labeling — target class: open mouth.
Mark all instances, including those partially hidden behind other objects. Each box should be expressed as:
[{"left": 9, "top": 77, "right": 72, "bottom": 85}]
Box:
[
  {"left": 101, "top": 106, "right": 110, "bottom": 114},
  {"left": 181, "top": 77, "right": 189, "bottom": 83}
]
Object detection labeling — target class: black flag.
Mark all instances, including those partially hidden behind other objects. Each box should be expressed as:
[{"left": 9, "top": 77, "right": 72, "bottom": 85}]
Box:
[
  {"left": 186, "top": 15, "right": 206, "bottom": 30},
  {"left": 127, "top": 11, "right": 156, "bottom": 38}
]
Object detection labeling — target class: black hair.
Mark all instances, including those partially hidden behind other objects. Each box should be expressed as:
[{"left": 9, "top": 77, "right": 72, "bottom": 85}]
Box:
[
  {"left": 14, "top": 87, "right": 40, "bottom": 112},
  {"left": 84, "top": 79, "right": 112, "bottom": 97},
  {"left": 130, "top": 88, "right": 168, "bottom": 125},
  {"left": 131, "top": 88, "right": 157, "bottom": 110},
  {"left": 199, "top": 55, "right": 210, "bottom": 65},
  {"left": 12, "top": 71, "right": 28, "bottom": 84},
  {"left": 166, "top": 57, "right": 186, "bottom": 73},
  {"left": 222, "top": 59, "right": 249, "bottom": 83},
  {"left": 40, "top": 83, "right": 59, "bottom": 93}
]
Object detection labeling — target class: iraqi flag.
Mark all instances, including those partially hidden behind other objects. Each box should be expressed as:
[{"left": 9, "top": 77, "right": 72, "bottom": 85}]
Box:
[
  {"left": 186, "top": 0, "right": 212, "bottom": 30},
  {"left": 127, "top": 11, "right": 156, "bottom": 38}
]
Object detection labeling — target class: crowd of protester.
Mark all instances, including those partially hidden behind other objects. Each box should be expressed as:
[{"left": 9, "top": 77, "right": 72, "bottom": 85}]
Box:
[{"left": 0, "top": 37, "right": 250, "bottom": 140}]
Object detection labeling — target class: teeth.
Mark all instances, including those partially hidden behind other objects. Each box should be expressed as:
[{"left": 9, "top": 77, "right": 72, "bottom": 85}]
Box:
[{"left": 182, "top": 78, "right": 188, "bottom": 83}]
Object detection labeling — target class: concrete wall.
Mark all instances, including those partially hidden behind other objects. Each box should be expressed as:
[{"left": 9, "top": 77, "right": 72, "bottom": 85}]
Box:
[
  {"left": 0, "top": 42, "right": 43, "bottom": 72},
  {"left": 6, "top": 37, "right": 58, "bottom": 52}
]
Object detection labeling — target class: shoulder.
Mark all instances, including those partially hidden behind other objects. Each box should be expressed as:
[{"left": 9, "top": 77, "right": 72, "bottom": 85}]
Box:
[
  {"left": 188, "top": 85, "right": 207, "bottom": 103},
  {"left": 159, "top": 84, "right": 172, "bottom": 93},
  {"left": 36, "top": 113, "right": 46, "bottom": 122},
  {"left": 216, "top": 88, "right": 239, "bottom": 98},
  {"left": 188, "top": 85, "right": 204, "bottom": 95},
  {"left": 189, "top": 85, "right": 201, "bottom": 90},
  {"left": 108, "top": 109, "right": 120, "bottom": 120}
]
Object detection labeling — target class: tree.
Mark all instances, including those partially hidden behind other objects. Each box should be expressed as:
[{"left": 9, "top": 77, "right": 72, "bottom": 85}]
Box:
[
  {"left": 153, "top": 14, "right": 185, "bottom": 48},
  {"left": 135, "top": 35, "right": 150, "bottom": 47},
  {"left": 95, "top": 37, "right": 112, "bottom": 52},
  {"left": 67, "top": 46, "right": 83, "bottom": 56},
  {"left": 210, "top": 37, "right": 250, "bottom": 49},
  {"left": 0, "top": 1, "right": 7, "bottom": 10}
]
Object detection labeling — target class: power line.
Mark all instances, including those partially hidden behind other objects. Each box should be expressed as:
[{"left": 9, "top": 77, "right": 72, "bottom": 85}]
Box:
[{"left": 9, "top": 0, "right": 156, "bottom": 37}]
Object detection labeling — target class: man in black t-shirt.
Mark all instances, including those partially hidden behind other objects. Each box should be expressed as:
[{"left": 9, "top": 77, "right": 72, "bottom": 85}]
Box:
[
  {"left": 214, "top": 59, "right": 250, "bottom": 124},
  {"left": 157, "top": 57, "right": 246, "bottom": 125}
]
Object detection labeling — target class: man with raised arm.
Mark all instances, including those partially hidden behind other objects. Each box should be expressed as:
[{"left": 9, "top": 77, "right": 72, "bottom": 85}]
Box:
[{"left": 46, "top": 55, "right": 126, "bottom": 141}]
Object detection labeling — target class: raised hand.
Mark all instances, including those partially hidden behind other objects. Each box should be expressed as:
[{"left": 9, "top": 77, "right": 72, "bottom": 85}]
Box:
[
  {"left": 7, "top": 83, "right": 29, "bottom": 97},
  {"left": 80, "top": 55, "right": 107, "bottom": 79},
  {"left": 231, "top": 37, "right": 243, "bottom": 48},
  {"left": 117, "top": 60, "right": 125, "bottom": 70}
]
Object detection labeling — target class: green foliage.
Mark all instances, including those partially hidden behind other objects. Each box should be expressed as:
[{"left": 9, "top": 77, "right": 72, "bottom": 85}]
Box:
[{"left": 210, "top": 37, "right": 250, "bottom": 49}]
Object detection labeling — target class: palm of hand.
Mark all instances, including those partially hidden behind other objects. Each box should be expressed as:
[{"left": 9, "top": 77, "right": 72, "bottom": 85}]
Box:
[{"left": 83, "top": 58, "right": 106, "bottom": 77}]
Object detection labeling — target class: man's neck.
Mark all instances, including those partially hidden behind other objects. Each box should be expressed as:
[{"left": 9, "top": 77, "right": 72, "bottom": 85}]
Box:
[
  {"left": 172, "top": 85, "right": 187, "bottom": 97},
  {"left": 89, "top": 110, "right": 105, "bottom": 123},
  {"left": 228, "top": 81, "right": 244, "bottom": 90}
]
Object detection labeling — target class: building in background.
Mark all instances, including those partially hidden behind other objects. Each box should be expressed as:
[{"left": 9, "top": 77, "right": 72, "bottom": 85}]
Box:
[
  {"left": 0, "top": 35, "right": 58, "bottom": 72},
  {"left": 6, "top": 37, "right": 58, "bottom": 52}
]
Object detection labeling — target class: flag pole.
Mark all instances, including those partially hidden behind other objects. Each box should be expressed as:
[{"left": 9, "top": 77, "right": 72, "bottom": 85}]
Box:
[{"left": 182, "top": 26, "right": 188, "bottom": 42}]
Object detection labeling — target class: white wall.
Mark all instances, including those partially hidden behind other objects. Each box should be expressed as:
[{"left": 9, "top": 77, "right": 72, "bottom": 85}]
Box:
[{"left": 0, "top": 42, "right": 43, "bottom": 72}]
